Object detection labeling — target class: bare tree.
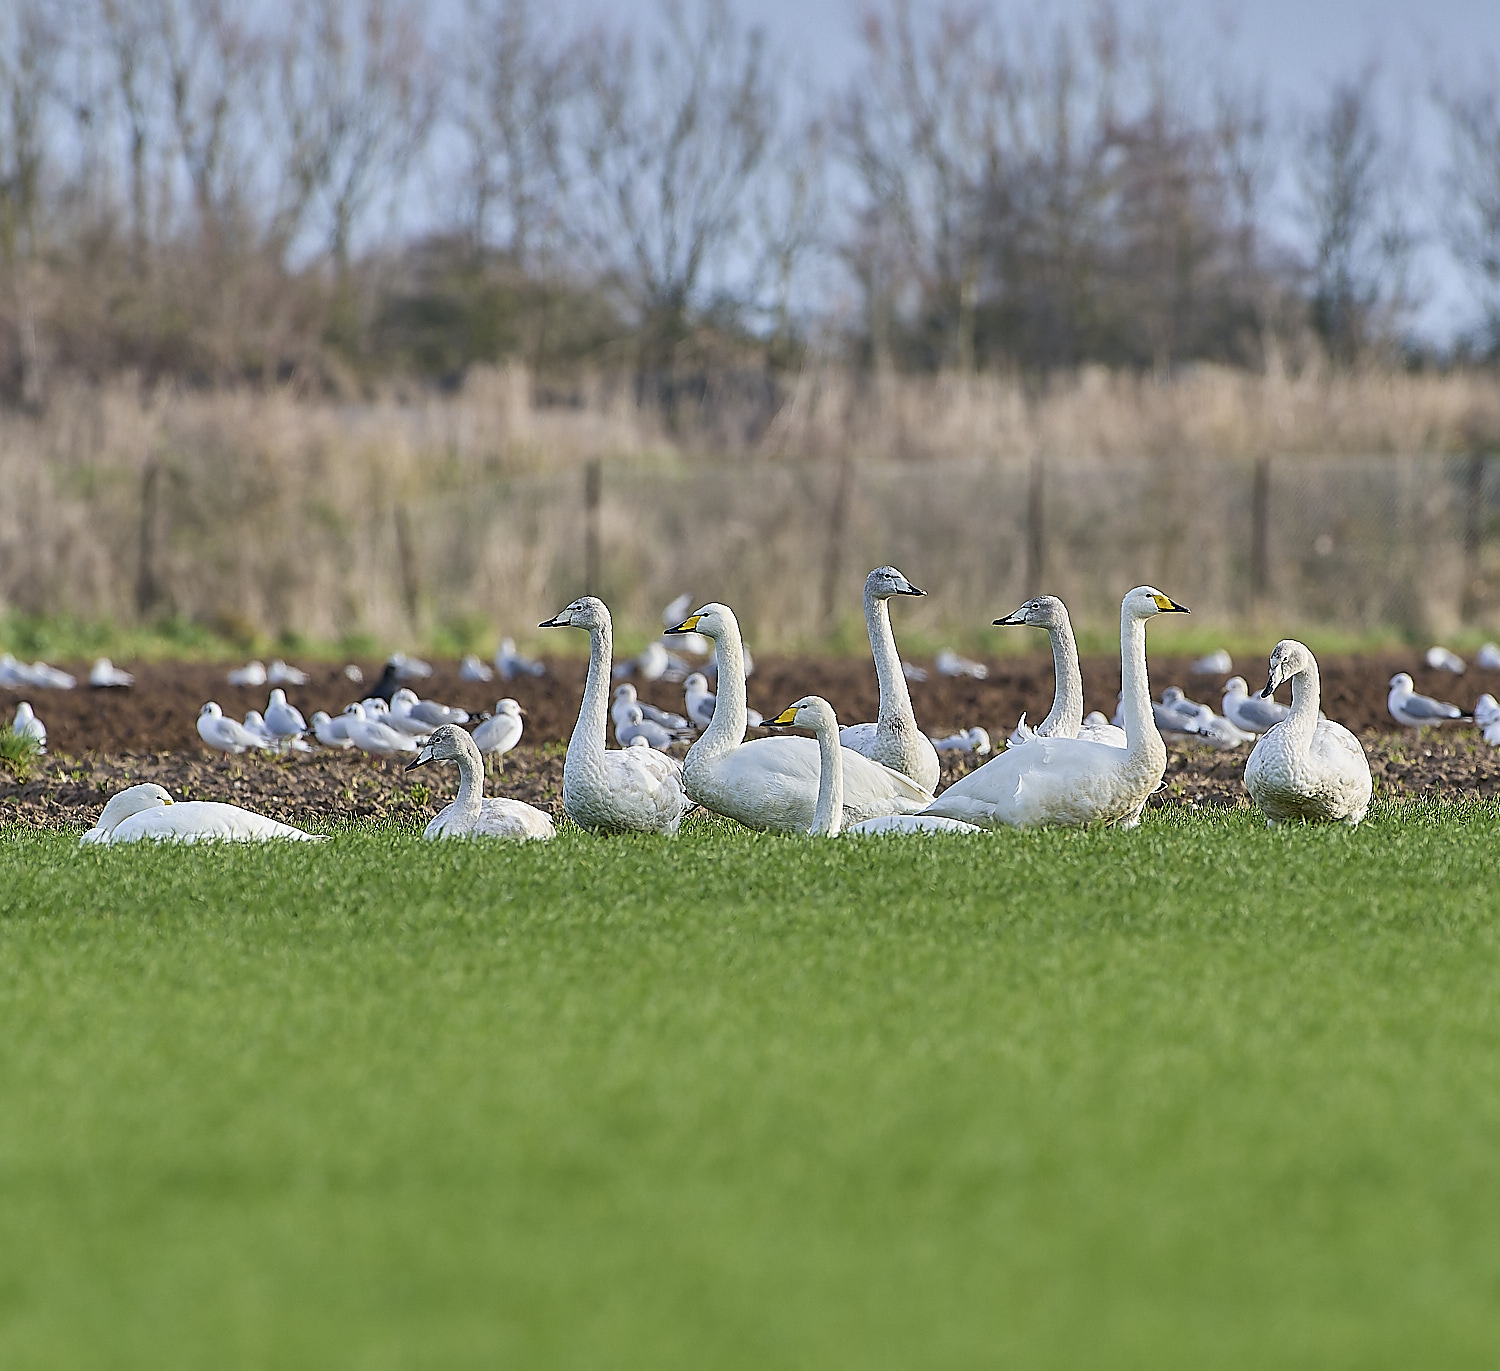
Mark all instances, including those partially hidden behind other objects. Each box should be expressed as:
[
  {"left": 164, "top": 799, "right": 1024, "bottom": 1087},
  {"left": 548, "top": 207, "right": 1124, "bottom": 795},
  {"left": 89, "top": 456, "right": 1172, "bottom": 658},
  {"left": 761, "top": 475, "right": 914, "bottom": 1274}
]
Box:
[
  {"left": 1440, "top": 73, "right": 1500, "bottom": 353},
  {"left": 99, "top": 0, "right": 161, "bottom": 276}
]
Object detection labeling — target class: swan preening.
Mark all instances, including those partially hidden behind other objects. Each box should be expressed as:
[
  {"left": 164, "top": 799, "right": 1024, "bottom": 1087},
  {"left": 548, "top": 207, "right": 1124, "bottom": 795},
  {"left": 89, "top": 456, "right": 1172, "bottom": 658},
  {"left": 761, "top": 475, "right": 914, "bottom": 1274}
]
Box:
[
  {"left": 407, "top": 725, "right": 555, "bottom": 840},
  {"left": 81, "top": 783, "right": 324, "bottom": 844},
  {"left": 1245, "top": 641, "right": 1372, "bottom": 826}
]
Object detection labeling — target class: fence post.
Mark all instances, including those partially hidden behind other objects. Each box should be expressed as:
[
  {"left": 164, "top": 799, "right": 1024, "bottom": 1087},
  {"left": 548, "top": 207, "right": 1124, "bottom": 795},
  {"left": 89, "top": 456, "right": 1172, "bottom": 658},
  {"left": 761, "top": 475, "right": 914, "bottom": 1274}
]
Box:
[
  {"left": 584, "top": 458, "right": 602, "bottom": 596},
  {"left": 1025, "top": 453, "right": 1045, "bottom": 594},
  {"left": 1250, "top": 454, "right": 1271, "bottom": 604},
  {"left": 1463, "top": 449, "right": 1486, "bottom": 622}
]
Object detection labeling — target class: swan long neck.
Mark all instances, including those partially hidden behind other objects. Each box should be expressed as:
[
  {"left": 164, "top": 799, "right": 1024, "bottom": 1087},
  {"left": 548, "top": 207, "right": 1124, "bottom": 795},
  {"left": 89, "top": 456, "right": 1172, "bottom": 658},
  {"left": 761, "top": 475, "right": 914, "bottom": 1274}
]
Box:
[
  {"left": 810, "top": 706, "right": 844, "bottom": 837},
  {"left": 1040, "top": 611, "right": 1085, "bottom": 736},
  {"left": 1285, "top": 659, "right": 1322, "bottom": 749},
  {"left": 696, "top": 624, "right": 748, "bottom": 759},
  {"left": 1119, "top": 607, "right": 1158, "bottom": 760},
  {"left": 451, "top": 732, "right": 486, "bottom": 822},
  {"left": 571, "top": 616, "right": 613, "bottom": 772},
  {"left": 867, "top": 590, "right": 916, "bottom": 734}
]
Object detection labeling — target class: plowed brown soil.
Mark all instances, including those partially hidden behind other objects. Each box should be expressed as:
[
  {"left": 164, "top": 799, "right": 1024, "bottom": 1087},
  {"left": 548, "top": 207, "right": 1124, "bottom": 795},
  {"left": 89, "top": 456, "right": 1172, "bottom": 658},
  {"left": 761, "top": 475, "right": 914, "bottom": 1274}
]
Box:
[{"left": 3, "top": 651, "right": 1497, "bottom": 830}]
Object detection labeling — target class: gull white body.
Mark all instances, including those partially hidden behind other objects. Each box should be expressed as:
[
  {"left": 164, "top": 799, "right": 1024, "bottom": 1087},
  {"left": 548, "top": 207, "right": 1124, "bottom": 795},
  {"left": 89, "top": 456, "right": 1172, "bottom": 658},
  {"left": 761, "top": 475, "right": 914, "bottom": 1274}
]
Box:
[
  {"left": 1475, "top": 694, "right": 1500, "bottom": 746},
  {"left": 241, "top": 710, "right": 278, "bottom": 749},
  {"left": 1221, "top": 676, "right": 1290, "bottom": 734},
  {"left": 930, "top": 726, "right": 991, "bottom": 755},
  {"left": 11, "top": 702, "right": 45, "bottom": 750},
  {"left": 1387, "top": 673, "right": 1465, "bottom": 732},
  {"left": 541, "top": 597, "right": 693, "bottom": 835},
  {"left": 459, "top": 654, "right": 494, "bottom": 682},
  {"left": 267, "top": 659, "right": 310, "bottom": 686},
  {"left": 471, "top": 699, "right": 524, "bottom": 765},
  {"left": 671, "top": 602, "right": 931, "bottom": 833},
  {"left": 935, "top": 648, "right": 987, "bottom": 679},
  {"left": 615, "top": 704, "right": 678, "bottom": 751},
  {"left": 89, "top": 658, "right": 134, "bottom": 688},
  {"left": 1426, "top": 646, "right": 1465, "bottom": 674},
  {"left": 409, "top": 726, "right": 554, "bottom": 840},
  {"left": 343, "top": 701, "right": 421, "bottom": 757},
  {"left": 197, "top": 701, "right": 260, "bottom": 754},
  {"left": 613, "top": 683, "right": 688, "bottom": 732},
  {"left": 996, "top": 595, "right": 1126, "bottom": 749},
  {"left": 837, "top": 567, "right": 941, "bottom": 792},
  {"left": 81, "top": 783, "right": 323, "bottom": 844},
  {"left": 683, "top": 672, "right": 761, "bottom": 730},
  {"left": 496, "top": 637, "right": 546, "bottom": 680},
  {"left": 227, "top": 660, "right": 267, "bottom": 687},
  {"left": 311, "top": 710, "right": 353, "bottom": 748},
  {"left": 922, "top": 588, "right": 1186, "bottom": 829},
  {"left": 393, "top": 687, "right": 468, "bottom": 728},
  {"left": 1245, "top": 641, "right": 1371, "bottom": 826},
  {"left": 264, "top": 688, "right": 308, "bottom": 746}
]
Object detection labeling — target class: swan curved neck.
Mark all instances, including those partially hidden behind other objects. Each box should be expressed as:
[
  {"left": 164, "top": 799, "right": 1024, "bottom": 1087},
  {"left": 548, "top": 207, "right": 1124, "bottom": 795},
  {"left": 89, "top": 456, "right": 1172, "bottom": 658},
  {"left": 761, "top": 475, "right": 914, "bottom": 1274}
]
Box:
[
  {"left": 451, "top": 735, "right": 486, "bottom": 821},
  {"left": 866, "top": 589, "right": 915, "bottom": 732},
  {"left": 571, "top": 617, "right": 613, "bottom": 769},
  {"left": 1285, "top": 661, "right": 1321, "bottom": 747},
  {"left": 697, "top": 626, "right": 748, "bottom": 757},
  {"left": 1041, "top": 612, "right": 1084, "bottom": 736},
  {"left": 810, "top": 712, "right": 844, "bottom": 836},
  {"left": 1119, "top": 608, "right": 1158, "bottom": 758}
]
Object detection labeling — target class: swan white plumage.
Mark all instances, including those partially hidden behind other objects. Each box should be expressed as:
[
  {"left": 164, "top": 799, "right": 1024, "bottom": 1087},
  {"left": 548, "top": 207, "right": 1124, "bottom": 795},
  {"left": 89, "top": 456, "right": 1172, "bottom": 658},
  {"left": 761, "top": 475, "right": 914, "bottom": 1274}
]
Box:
[
  {"left": 768, "top": 697, "right": 980, "bottom": 836},
  {"left": 80, "top": 782, "right": 324, "bottom": 844},
  {"left": 1244, "top": 640, "right": 1371, "bottom": 826},
  {"left": 837, "top": 566, "right": 941, "bottom": 792},
  {"left": 922, "top": 587, "right": 1189, "bottom": 829},
  {"left": 668, "top": 602, "right": 931, "bottom": 832},
  {"left": 540, "top": 597, "right": 693, "bottom": 835},
  {"left": 994, "top": 594, "right": 1126, "bottom": 748},
  {"left": 407, "top": 725, "right": 555, "bottom": 840}
]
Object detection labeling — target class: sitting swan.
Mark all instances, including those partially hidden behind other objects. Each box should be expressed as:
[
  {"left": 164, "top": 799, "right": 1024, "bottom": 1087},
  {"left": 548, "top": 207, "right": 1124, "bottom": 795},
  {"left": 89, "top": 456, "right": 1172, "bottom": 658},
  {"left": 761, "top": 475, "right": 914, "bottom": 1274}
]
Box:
[
  {"left": 768, "top": 697, "right": 980, "bottom": 835},
  {"left": 406, "top": 724, "right": 555, "bottom": 840},
  {"left": 994, "top": 594, "right": 1126, "bottom": 747},
  {"left": 539, "top": 597, "right": 694, "bottom": 835},
  {"left": 81, "top": 783, "right": 324, "bottom": 844},
  {"left": 922, "top": 586, "right": 1189, "bottom": 829},
  {"left": 837, "top": 567, "right": 940, "bottom": 791},
  {"left": 668, "top": 602, "right": 932, "bottom": 832},
  {"left": 1244, "top": 640, "right": 1372, "bottom": 826}
]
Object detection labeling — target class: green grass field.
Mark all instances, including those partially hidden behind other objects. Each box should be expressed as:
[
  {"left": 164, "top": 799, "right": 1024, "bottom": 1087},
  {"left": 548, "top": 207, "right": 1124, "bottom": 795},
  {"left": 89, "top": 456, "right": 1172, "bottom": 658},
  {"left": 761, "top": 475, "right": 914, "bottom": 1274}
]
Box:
[{"left": 3, "top": 806, "right": 1500, "bottom": 1368}]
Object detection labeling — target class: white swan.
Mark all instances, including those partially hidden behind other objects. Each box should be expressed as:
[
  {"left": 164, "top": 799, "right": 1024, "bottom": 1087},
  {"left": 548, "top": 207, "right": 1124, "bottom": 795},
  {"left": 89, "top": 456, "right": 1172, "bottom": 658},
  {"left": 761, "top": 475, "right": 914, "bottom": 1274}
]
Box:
[
  {"left": 80, "top": 783, "right": 324, "bottom": 844},
  {"left": 668, "top": 602, "right": 932, "bottom": 832},
  {"left": 837, "top": 566, "right": 941, "bottom": 792},
  {"left": 407, "top": 725, "right": 555, "bottom": 840},
  {"left": 922, "top": 587, "right": 1189, "bottom": 829},
  {"left": 540, "top": 597, "right": 693, "bottom": 835},
  {"left": 768, "top": 697, "right": 981, "bottom": 836},
  {"left": 994, "top": 594, "right": 1126, "bottom": 747},
  {"left": 1244, "top": 640, "right": 1371, "bottom": 826}
]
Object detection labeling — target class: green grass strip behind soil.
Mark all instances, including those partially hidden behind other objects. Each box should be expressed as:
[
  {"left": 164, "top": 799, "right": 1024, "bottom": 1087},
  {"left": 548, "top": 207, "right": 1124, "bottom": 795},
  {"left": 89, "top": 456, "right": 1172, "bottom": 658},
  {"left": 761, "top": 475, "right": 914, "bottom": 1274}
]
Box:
[{"left": 2, "top": 804, "right": 1500, "bottom": 1369}]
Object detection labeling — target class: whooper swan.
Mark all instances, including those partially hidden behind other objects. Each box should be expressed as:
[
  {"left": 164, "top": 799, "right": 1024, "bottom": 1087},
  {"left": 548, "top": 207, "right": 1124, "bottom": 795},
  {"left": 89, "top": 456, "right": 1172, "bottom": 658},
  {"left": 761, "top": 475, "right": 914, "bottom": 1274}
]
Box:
[
  {"left": 994, "top": 594, "right": 1126, "bottom": 747},
  {"left": 540, "top": 597, "right": 693, "bottom": 835},
  {"left": 668, "top": 602, "right": 931, "bottom": 832},
  {"left": 921, "top": 586, "right": 1188, "bottom": 829},
  {"left": 80, "top": 783, "right": 324, "bottom": 844},
  {"left": 406, "top": 724, "right": 555, "bottom": 839},
  {"left": 1244, "top": 640, "right": 1371, "bottom": 826}
]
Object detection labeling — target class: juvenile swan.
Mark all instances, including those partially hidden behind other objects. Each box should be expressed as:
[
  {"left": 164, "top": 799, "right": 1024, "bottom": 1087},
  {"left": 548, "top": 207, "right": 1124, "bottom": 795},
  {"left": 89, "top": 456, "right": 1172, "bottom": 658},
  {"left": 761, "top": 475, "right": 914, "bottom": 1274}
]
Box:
[
  {"left": 407, "top": 724, "right": 555, "bottom": 839},
  {"left": 837, "top": 567, "right": 940, "bottom": 791},
  {"left": 922, "top": 587, "right": 1189, "bottom": 829},
  {"left": 81, "top": 783, "right": 324, "bottom": 844},
  {"left": 1244, "top": 640, "right": 1371, "bottom": 826},
  {"left": 768, "top": 697, "right": 980, "bottom": 835},
  {"left": 994, "top": 594, "right": 1126, "bottom": 747},
  {"left": 668, "top": 602, "right": 931, "bottom": 832},
  {"left": 540, "top": 597, "right": 693, "bottom": 834}
]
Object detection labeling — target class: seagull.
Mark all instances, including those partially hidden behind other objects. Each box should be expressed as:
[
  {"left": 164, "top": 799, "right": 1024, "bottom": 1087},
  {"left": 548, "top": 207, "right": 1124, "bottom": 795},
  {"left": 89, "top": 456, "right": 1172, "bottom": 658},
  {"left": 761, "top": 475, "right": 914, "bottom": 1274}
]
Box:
[
  {"left": 459, "top": 654, "right": 494, "bottom": 682},
  {"left": 227, "top": 660, "right": 267, "bottom": 687},
  {"left": 89, "top": 658, "right": 134, "bottom": 688},
  {"left": 266, "top": 659, "right": 310, "bottom": 686},
  {"left": 1477, "top": 643, "right": 1500, "bottom": 670},
  {"left": 380, "top": 694, "right": 433, "bottom": 739},
  {"left": 1175, "top": 701, "right": 1254, "bottom": 750},
  {"left": 10, "top": 701, "right": 45, "bottom": 751},
  {"left": 389, "top": 652, "right": 433, "bottom": 681},
  {"left": 1426, "top": 646, "right": 1465, "bottom": 674},
  {"left": 391, "top": 686, "right": 468, "bottom": 728},
  {"left": 684, "top": 671, "right": 762, "bottom": 730},
  {"left": 241, "top": 710, "right": 279, "bottom": 749},
  {"left": 1191, "top": 649, "right": 1233, "bottom": 675},
  {"left": 27, "top": 660, "right": 76, "bottom": 689},
  {"left": 613, "top": 683, "right": 689, "bottom": 731},
  {"left": 935, "top": 648, "right": 987, "bottom": 679},
  {"left": 472, "top": 698, "right": 524, "bottom": 769},
  {"left": 902, "top": 660, "right": 929, "bottom": 683},
  {"left": 264, "top": 688, "right": 308, "bottom": 748},
  {"left": 615, "top": 704, "right": 679, "bottom": 751},
  {"left": 495, "top": 638, "right": 545, "bottom": 680},
  {"left": 1388, "top": 673, "right": 1467, "bottom": 733},
  {"left": 1475, "top": 693, "right": 1500, "bottom": 746},
  {"left": 929, "top": 726, "right": 991, "bottom": 755},
  {"left": 343, "top": 701, "right": 421, "bottom": 758},
  {"left": 1221, "top": 676, "right": 1291, "bottom": 735},
  {"left": 343, "top": 663, "right": 364, "bottom": 684},
  {"left": 197, "top": 702, "right": 260, "bottom": 754},
  {"left": 311, "top": 710, "right": 353, "bottom": 749},
  {"left": 1154, "top": 686, "right": 1209, "bottom": 738}
]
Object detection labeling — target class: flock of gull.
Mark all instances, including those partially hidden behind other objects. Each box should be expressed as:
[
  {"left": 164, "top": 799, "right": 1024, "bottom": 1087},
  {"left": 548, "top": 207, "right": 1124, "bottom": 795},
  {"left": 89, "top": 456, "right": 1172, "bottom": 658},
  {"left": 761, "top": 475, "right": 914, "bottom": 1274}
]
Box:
[{"left": 8, "top": 564, "right": 1500, "bottom": 845}]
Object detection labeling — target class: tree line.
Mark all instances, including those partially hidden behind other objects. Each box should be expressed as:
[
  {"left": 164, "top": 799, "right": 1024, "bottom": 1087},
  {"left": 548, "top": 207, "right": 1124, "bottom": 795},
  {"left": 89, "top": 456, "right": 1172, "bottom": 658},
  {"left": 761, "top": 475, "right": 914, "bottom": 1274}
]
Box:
[{"left": 1, "top": 0, "right": 1499, "bottom": 406}]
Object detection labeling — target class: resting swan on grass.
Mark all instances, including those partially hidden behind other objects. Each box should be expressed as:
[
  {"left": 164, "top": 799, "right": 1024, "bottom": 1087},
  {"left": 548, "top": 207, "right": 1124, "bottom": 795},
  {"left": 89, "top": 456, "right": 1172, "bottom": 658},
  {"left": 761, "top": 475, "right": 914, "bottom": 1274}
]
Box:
[
  {"left": 922, "top": 586, "right": 1189, "bottom": 829},
  {"left": 837, "top": 566, "right": 941, "bottom": 791},
  {"left": 768, "top": 697, "right": 980, "bottom": 835},
  {"left": 667, "top": 602, "right": 931, "bottom": 832},
  {"left": 406, "top": 725, "right": 555, "bottom": 840},
  {"left": 540, "top": 597, "right": 693, "bottom": 835},
  {"left": 1244, "top": 640, "right": 1371, "bottom": 826},
  {"left": 993, "top": 594, "right": 1126, "bottom": 747},
  {"left": 81, "top": 783, "right": 324, "bottom": 844}
]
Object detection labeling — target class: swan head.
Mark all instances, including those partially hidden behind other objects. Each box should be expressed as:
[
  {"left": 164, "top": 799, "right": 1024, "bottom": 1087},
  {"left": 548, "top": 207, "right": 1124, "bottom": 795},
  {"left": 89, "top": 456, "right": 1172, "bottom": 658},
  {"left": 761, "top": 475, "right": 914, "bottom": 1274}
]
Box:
[
  {"left": 91, "top": 782, "right": 173, "bottom": 836},
  {"left": 866, "top": 566, "right": 925, "bottom": 600},
  {"left": 1389, "top": 672, "right": 1414, "bottom": 693},
  {"left": 994, "top": 594, "right": 1067, "bottom": 629},
  {"left": 405, "top": 723, "right": 474, "bottom": 771},
  {"left": 666, "top": 602, "right": 737, "bottom": 641},
  {"left": 1264, "top": 641, "right": 1315, "bottom": 697},
  {"left": 767, "top": 695, "right": 837, "bottom": 736},
  {"left": 540, "top": 597, "right": 609, "bottom": 631},
  {"left": 495, "top": 698, "right": 523, "bottom": 717},
  {"left": 1124, "top": 586, "right": 1190, "bottom": 619}
]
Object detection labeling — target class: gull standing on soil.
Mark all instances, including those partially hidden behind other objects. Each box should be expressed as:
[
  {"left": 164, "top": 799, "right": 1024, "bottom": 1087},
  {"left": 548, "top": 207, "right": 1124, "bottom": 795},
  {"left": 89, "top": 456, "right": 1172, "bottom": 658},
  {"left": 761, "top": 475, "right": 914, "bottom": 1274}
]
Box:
[
  {"left": 472, "top": 699, "right": 525, "bottom": 770},
  {"left": 615, "top": 704, "right": 682, "bottom": 751},
  {"left": 1245, "top": 641, "right": 1371, "bottom": 826},
  {"left": 380, "top": 694, "right": 435, "bottom": 739},
  {"left": 265, "top": 689, "right": 308, "bottom": 750},
  {"left": 683, "top": 671, "right": 761, "bottom": 730},
  {"left": 613, "top": 683, "right": 689, "bottom": 732},
  {"left": 89, "top": 658, "right": 134, "bottom": 688},
  {"left": 343, "top": 701, "right": 422, "bottom": 758},
  {"left": 227, "top": 660, "right": 268, "bottom": 687},
  {"left": 81, "top": 783, "right": 324, "bottom": 844},
  {"left": 459, "top": 654, "right": 494, "bottom": 682},
  {"left": 392, "top": 686, "right": 468, "bottom": 728},
  {"left": 929, "top": 726, "right": 991, "bottom": 755},
  {"left": 267, "top": 659, "right": 310, "bottom": 686},
  {"left": 10, "top": 702, "right": 45, "bottom": 751},
  {"left": 197, "top": 702, "right": 261, "bottom": 754},
  {"left": 311, "top": 710, "right": 354, "bottom": 749},
  {"left": 241, "top": 710, "right": 282, "bottom": 749},
  {"left": 407, "top": 725, "right": 555, "bottom": 841},
  {"left": 1426, "top": 646, "right": 1465, "bottom": 674},
  {"left": 496, "top": 638, "right": 546, "bottom": 680},
  {"left": 935, "top": 648, "right": 988, "bottom": 679},
  {"left": 1387, "top": 673, "right": 1467, "bottom": 733},
  {"left": 1474, "top": 694, "right": 1500, "bottom": 746},
  {"left": 838, "top": 566, "right": 941, "bottom": 793},
  {"left": 1221, "top": 676, "right": 1291, "bottom": 735}
]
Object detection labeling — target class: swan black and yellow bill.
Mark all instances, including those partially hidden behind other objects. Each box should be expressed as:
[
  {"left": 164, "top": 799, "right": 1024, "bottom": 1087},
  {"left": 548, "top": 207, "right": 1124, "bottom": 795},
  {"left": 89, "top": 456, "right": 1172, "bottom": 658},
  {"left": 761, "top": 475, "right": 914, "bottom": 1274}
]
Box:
[
  {"left": 767, "top": 706, "right": 800, "bottom": 726},
  {"left": 1152, "top": 594, "right": 1190, "bottom": 613},
  {"left": 666, "top": 614, "right": 702, "bottom": 634}
]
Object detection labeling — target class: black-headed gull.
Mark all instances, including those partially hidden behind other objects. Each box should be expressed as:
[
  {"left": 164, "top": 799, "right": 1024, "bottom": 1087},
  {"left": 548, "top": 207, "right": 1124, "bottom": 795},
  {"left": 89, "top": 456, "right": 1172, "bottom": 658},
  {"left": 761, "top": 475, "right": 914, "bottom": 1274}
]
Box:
[
  {"left": 265, "top": 689, "right": 308, "bottom": 748},
  {"left": 392, "top": 687, "right": 468, "bottom": 728},
  {"left": 311, "top": 710, "right": 353, "bottom": 749},
  {"left": 1425, "top": 646, "right": 1465, "bottom": 674},
  {"left": 459, "top": 654, "right": 494, "bottom": 682},
  {"left": 197, "top": 702, "right": 260, "bottom": 753},
  {"left": 1388, "top": 673, "right": 1467, "bottom": 732},
  {"left": 935, "top": 649, "right": 987, "bottom": 679},
  {"left": 227, "top": 660, "right": 267, "bottom": 687},
  {"left": 89, "top": 658, "right": 134, "bottom": 688}
]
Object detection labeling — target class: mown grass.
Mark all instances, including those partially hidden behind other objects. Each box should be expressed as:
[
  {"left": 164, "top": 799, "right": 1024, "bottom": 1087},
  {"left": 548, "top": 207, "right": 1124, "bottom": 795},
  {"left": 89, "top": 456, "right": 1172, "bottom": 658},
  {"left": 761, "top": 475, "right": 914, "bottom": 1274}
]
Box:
[{"left": 3, "top": 804, "right": 1500, "bottom": 1368}]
